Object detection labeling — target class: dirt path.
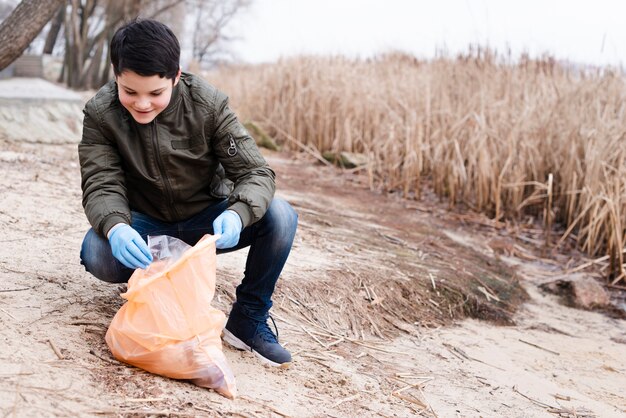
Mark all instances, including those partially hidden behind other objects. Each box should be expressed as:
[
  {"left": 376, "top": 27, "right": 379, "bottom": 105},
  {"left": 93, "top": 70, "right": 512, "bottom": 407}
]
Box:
[{"left": 0, "top": 94, "right": 625, "bottom": 417}]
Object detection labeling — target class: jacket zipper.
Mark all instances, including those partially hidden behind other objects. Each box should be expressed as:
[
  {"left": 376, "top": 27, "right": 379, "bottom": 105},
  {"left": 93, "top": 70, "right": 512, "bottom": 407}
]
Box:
[
  {"left": 152, "top": 120, "right": 179, "bottom": 219},
  {"left": 227, "top": 133, "right": 256, "bottom": 165},
  {"left": 227, "top": 134, "right": 238, "bottom": 156}
]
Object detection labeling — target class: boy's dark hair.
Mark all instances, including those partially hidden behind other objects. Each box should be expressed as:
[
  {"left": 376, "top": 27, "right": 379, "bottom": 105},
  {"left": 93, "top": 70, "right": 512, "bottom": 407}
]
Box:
[{"left": 110, "top": 18, "right": 180, "bottom": 81}]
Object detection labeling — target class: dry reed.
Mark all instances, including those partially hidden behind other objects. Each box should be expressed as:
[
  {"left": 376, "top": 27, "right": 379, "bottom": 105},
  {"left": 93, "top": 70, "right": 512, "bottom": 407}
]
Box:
[{"left": 207, "top": 51, "right": 626, "bottom": 281}]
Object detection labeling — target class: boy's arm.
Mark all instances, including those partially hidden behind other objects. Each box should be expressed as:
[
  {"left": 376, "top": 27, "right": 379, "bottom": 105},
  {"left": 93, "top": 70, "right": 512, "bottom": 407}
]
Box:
[
  {"left": 212, "top": 94, "right": 276, "bottom": 228},
  {"left": 78, "top": 100, "right": 131, "bottom": 236}
]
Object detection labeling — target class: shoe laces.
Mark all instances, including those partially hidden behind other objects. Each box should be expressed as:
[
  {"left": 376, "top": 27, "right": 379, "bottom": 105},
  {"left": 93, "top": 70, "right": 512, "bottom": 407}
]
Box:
[{"left": 256, "top": 315, "right": 280, "bottom": 343}]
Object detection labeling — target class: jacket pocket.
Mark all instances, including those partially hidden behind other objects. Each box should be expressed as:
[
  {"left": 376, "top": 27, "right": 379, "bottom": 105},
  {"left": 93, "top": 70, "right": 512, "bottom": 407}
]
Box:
[
  {"left": 221, "top": 133, "right": 264, "bottom": 167},
  {"left": 171, "top": 134, "right": 205, "bottom": 150}
]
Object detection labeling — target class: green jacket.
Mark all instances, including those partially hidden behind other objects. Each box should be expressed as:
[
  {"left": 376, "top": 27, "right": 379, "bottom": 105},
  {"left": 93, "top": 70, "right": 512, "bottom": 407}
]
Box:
[{"left": 78, "top": 72, "right": 275, "bottom": 237}]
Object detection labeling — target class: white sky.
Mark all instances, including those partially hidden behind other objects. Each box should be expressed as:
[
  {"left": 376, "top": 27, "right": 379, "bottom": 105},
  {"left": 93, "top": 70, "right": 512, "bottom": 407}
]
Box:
[{"left": 228, "top": 0, "right": 625, "bottom": 67}]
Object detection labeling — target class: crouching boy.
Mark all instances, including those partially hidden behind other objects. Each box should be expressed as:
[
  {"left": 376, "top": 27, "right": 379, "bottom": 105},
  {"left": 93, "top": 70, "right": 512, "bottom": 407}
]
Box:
[{"left": 79, "top": 18, "right": 297, "bottom": 367}]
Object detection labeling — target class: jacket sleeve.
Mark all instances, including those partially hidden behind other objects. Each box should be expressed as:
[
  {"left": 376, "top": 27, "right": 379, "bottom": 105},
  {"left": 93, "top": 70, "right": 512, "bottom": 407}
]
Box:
[
  {"left": 78, "top": 99, "right": 131, "bottom": 237},
  {"left": 211, "top": 92, "right": 275, "bottom": 228}
]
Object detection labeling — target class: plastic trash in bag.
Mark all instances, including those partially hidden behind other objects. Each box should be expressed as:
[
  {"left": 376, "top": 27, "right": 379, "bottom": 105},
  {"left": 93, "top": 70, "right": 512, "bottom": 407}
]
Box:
[{"left": 105, "top": 234, "right": 236, "bottom": 398}]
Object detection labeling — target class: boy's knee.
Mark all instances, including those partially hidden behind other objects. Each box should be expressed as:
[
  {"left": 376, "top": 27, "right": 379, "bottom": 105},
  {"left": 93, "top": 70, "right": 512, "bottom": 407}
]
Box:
[
  {"left": 269, "top": 198, "right": 298, "bottom": 232},
  {"left": 80, "top": 229, "right": 130, "bottom": 283}
]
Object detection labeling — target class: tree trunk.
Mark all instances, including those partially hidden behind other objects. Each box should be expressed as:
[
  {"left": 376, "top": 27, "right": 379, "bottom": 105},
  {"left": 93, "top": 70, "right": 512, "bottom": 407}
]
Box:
[
  {"left": 0, "top": 0, "right": 66, "bottom": 71},
  {"left": 42, "top": 4, "right": 65, "bottom": 55},
  {"left": 99, "top": 30, "right": 114, "bottom": 86},
  {"left": 82, "top": 34, "right": 105, "bottom": 89}
]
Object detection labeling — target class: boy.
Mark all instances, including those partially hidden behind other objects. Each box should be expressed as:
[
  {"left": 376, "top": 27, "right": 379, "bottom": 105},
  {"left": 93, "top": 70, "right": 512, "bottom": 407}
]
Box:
[{"left": 78, "top": 19, "right": 297, "bottom": 368}]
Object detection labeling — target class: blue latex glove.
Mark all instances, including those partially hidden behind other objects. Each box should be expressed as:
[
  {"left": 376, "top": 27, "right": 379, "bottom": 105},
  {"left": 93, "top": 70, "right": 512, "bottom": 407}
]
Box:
[
  {"left": 213, "top": 210, "right": 243, "bottom": 249},
  {"left": 108, "top": 225, "right": 153, "bottom": 269}
]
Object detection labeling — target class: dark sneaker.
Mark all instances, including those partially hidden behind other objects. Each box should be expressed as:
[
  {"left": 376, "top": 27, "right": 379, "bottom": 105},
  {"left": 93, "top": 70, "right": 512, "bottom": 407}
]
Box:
[{"left": 223, "top": 304, "right": 291, "bottom": 368}]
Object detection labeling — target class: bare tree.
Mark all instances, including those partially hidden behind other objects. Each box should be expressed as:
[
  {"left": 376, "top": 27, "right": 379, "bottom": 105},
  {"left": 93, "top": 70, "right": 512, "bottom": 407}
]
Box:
[
  {"left": 62, "top": 0, "right": 139, "bottom": 88},
  {"left": 42, "top": 4, "right": 65, "bottom": 54},
  {"left": 0, "top": 0, "right": 65, "bottom": 71},
  {"left": 60, "top": 0, "right": 189, "bottom": 89},
  {"left": 190, "top": 0, "right": 250, "bottom": 65},
  {"left": 1, "top": 0, "right": 251, "bottom": 88}
]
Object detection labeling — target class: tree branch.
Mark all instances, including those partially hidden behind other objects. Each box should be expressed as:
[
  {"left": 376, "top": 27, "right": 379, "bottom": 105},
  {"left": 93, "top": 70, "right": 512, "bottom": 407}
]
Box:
[{"left": 0, "top": 0, "right": 66, "bottom": 70}]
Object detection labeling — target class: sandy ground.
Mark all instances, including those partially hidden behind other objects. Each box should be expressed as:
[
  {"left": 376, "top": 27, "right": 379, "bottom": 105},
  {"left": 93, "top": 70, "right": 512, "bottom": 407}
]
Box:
[{"left": 0, "top": 80, "right": 625, "bottom": 417}]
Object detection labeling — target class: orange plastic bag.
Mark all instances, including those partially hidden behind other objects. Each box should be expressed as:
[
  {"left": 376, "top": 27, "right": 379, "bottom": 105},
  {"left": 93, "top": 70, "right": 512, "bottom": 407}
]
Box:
[{"left": 105, "top": 234, "right": 236, "bottom": 398}]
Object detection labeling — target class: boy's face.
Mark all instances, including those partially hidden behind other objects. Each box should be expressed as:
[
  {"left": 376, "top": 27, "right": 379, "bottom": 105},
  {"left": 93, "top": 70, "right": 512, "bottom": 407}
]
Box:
[{"left": 116, "top": 69, "right": 181, "bottom": 124}]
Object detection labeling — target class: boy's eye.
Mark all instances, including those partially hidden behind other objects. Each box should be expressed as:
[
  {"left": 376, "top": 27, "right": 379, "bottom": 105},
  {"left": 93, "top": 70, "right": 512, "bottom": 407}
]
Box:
[
  {"left": 124, "top": 90, "right": 136, "bottom": 96},
  {"left": 150, "top": 92, "right": 163, "bottom": 96}
]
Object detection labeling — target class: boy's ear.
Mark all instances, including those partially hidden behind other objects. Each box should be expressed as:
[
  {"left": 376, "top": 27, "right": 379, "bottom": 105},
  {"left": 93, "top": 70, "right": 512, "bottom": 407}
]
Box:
[{"left": 173, "top": 67, "right": 182, "bottom": 86}]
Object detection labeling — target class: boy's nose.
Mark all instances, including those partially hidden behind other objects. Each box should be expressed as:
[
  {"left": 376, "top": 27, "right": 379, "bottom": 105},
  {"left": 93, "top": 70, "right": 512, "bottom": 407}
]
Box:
[{"left": 135, "top": 99, "right": 151, "bottom": 110}]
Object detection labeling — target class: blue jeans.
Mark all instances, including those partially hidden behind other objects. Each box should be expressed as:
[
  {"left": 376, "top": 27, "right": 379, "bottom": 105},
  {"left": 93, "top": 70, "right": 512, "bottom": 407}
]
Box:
[{"left": 80, "top": 198, "right": 298, "bottom": 320}]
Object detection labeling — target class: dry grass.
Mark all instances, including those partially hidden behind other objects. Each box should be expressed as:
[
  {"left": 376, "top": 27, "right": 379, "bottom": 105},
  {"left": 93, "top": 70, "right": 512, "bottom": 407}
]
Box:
[{"left": 207, "top": 51, "right": 626, "bottom": 281}]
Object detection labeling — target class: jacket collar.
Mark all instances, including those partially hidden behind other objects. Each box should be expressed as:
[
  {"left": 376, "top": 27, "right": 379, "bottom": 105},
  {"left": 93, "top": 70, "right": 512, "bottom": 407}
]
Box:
[{"left": 158, "top": 80, "right": 182, "bottom": 119}]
